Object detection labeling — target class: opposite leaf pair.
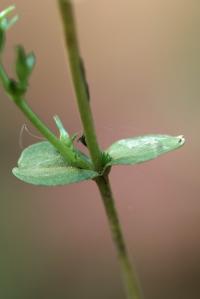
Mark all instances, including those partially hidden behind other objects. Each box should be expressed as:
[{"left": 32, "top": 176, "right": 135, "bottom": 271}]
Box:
[
  {"left": 0, "top": 6, "right": 185, "bottom": 187},
  {"left": 13, "top": 134, "right": 185, "bottom": 186}
]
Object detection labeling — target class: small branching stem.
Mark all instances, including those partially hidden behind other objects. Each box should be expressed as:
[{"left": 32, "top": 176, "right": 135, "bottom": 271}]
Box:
[
  {"left": 17, "top": 102, "right": 92, "bottom": 170},
  {"left": 57, "top": 1, "right": 142, "bottom": 298},
  {"left": 15, "top": 100, "right": 89, "bottom": 169},
  {"left": 0, "top": 65, "right": 90, "bottom": 169}
]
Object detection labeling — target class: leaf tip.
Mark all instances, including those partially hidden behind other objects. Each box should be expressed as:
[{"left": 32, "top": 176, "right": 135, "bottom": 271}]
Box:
[
  {"left": 176, "top": 135, "right": 185, "bottom": 146},
  {"left": 0, "top": 5, "right": 16, "bottom": 19}
]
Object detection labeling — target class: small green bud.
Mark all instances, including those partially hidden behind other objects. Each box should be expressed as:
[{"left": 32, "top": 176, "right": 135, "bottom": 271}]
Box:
[
  {"left": 15, "top": 45, "right": 35, "bottom": 86},
  {"left": 26, "top": 52, "right": 35, "bottom": 70}
]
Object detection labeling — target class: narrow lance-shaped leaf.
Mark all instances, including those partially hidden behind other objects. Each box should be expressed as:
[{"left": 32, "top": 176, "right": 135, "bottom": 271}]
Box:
[
  {"left": 54, "top": 115, "right": 70, "bottom": 145},
  {"left": 13, "top": 141, "right": 99, "bottom": 186},
  {"left": 0, "top": 6, "right": 15, "bottom": 21},
  {"left": 105, "top": 134, "right": 185, "bottom": 166},
  {"left": 54, "top": 115, "right": 77, "bottom": 145}
]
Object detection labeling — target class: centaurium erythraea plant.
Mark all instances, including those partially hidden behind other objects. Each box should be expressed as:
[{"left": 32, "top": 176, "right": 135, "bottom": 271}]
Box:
[{"left": 0, "top": 3, "right": 185, "bottom": 299}]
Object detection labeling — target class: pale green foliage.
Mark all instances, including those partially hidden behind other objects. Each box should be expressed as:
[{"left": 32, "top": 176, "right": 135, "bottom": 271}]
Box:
[
  {"left": 0, "top": 6, "right": 15, "bottom": 20},
  {"left": 54, "top": 115, "right": 74, "bottom": 147},
  {"left": 12, "top": 135, "right": 185, "bottom": 186},
  {"left": 106, "top": 135, "right": 185, "bottom": 166},
  {"left": 13, "top": 142, "right": 99, "bottom": 186},
  {"left": 1, "top": 4, "right": 186, "bottom": 299},
  {"left": 0, "top": 6, "right": 185, "bottom": 188}
]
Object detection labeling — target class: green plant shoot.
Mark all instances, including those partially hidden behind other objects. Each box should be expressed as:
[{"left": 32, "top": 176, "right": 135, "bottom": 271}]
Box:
[{"left": 0, "top": 4, "right": 185, "bottom": 299}]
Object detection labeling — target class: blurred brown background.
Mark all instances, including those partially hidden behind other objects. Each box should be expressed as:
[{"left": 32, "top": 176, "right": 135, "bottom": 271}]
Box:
[{"left": 0, "top": 0, "right": 199, "bottom": 298}]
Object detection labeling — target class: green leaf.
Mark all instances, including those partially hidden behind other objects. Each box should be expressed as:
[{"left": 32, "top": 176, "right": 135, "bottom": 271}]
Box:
[
  {"left": 0, "top": 6, "right": 18, "bottom": 31},
  {"left": 15, "top": 46, "right": 36, "bottom": 85},
  {"left": 105, "top": 134, "right": 185, "bottom": 166},
  {"left": 26, "top": 52, "right": 36, "bottom": 70},
  {"left": 0, "top": 15, "right": 19, "bottom": 31},
  {"left": 0, "top": 6, "right": 16, "bottom": 21},
  {"left": 13, "top": 141, "right": 99, "bottom": 186},
  {"left": 54, "top": 115, "right": 70, "bottom": 143}
]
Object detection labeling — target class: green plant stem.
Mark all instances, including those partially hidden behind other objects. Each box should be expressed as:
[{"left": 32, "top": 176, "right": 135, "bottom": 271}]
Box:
[
  {"left": 95, "top": 175, "right": 142, "bottom": 299},
  {"left": 57, "top": 1, "right": 142, "bottom": 298},
  {"left": 57, "top": 0, "right": 102, "bottom": 172},
  {"left": 0, "top": 65, "right": 91, "bottom": 170},
  {"left": 15, "top": 100, "right": 89, "bottom": 169},
  {"left": 17, "top": 101, "right": 92, "bottom": 170}
]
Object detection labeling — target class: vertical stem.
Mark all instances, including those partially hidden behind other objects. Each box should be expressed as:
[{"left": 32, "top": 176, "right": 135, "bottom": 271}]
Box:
[
  {"left": 96, "top": 175, "right": 142, "bottom": 299},
  {"left": 57, "top": 0, "right": 102, "bottom": 172},
  {"left": 57, "top": 1, "right": 142, "bottom": 298}
]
